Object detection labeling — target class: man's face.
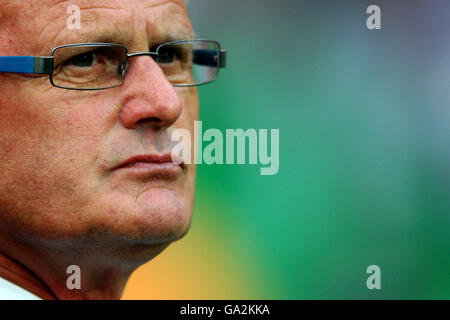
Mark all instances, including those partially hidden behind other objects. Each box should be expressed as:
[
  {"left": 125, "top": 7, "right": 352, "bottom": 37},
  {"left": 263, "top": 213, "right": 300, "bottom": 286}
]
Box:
[{"left": 0, "top": 0, "right": 197, "bottom": 251}]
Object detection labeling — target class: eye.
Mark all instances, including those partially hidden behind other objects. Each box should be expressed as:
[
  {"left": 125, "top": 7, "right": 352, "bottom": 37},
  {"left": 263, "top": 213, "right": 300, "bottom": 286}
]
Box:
[
  {"left": 69, "top": 51, "right": 97, "bottom": 67},
  {"left": 156, "top": 46, "right": 178, "bottom": 64}
]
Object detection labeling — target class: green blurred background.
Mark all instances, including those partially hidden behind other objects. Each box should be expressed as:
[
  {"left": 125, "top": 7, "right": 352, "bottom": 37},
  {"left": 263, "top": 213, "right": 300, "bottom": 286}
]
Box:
[{"left": 124, "top": 0, "right": 449, "bottom": 299}]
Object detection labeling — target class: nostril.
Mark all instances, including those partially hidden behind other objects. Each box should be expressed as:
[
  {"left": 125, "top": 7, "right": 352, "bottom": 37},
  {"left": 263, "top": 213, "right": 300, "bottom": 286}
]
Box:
[{"left": 136, "top": 117, "right": 162, "bottom": 125}]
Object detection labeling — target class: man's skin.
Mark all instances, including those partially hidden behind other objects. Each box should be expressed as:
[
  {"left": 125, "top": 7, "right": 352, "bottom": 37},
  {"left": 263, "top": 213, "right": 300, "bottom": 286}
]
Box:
[{"left": 0, "top": 0, "right": 197, "bottom": 299}]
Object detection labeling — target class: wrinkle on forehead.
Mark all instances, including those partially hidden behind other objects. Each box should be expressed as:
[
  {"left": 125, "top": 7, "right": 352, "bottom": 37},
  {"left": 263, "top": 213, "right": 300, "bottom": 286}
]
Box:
[
  {"left": 0, "top": 0, "right": 192, "bottom": 55},
  {"left": 0, "top": 0, "right": 186, "bottom": 12}
]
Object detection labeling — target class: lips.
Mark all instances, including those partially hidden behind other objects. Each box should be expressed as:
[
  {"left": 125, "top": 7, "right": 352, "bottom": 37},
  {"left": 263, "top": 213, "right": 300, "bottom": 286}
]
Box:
[
  {"left": 113, "top": 153, "right": 185, "bottom": 178},
  {"left": 116, "top": 154, "right": 182, "bottom": 168}
]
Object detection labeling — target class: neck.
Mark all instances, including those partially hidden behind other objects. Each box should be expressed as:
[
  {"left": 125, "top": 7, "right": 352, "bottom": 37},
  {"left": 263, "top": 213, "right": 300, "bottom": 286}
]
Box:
[{"left": 0, "top": 233, "right": 169, "bottom": 300}]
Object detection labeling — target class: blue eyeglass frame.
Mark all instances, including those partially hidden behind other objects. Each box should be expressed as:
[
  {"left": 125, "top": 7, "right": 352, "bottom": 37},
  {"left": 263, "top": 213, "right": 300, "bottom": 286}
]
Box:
[{"left": 0, "top": 39, "right": 227, "bottom": 90}]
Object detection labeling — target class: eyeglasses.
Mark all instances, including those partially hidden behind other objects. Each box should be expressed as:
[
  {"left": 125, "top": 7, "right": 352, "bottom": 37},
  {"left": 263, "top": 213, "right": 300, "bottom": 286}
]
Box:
[{"left": 0, "top": 39, "right": 226, "bottom": 90}]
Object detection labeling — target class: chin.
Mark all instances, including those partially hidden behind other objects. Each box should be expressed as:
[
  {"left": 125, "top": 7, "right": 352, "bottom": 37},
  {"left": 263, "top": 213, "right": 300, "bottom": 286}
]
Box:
[{"left": 104, "top": 187, "right": 194, "bottom": 245}]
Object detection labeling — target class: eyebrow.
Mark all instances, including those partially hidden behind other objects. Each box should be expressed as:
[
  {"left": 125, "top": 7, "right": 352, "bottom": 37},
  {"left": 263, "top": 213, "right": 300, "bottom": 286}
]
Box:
[{"left": 158, "top": 31, "right": 197, "bottom": 42}]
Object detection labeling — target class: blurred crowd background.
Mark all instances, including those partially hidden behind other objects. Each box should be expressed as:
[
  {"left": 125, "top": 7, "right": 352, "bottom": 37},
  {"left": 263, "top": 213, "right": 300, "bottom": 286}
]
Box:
[{"left": 123, "top": 0, "right": 450, "bottom": 299}]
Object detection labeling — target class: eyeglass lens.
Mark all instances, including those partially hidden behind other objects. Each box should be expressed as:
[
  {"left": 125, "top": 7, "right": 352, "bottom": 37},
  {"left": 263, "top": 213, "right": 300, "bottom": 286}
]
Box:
[{"left": 51, "top": 41, "right": 220, "bottom": 90}]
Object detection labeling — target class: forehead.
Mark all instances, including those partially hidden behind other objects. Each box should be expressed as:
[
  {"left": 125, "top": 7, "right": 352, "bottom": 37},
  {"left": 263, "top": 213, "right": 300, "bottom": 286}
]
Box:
[{"left": 1, "top": 0, "right": 193, "bottom": 54}]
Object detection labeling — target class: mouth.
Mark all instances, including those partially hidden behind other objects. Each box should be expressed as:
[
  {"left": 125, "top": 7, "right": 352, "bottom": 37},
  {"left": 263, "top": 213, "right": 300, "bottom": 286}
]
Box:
[{"left": 113, "top": 153, "right": 185, "bottom": 178}]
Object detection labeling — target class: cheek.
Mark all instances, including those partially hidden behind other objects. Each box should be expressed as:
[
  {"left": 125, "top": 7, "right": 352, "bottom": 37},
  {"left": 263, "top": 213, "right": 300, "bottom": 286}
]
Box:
[{"left": 0, "top": 90, "right": 107, "bottom": 220}]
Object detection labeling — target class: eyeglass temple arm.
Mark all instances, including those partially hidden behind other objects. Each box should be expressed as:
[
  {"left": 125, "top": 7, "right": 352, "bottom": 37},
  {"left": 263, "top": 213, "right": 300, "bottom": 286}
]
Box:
[
  {"left": 0, "top": 49, "right": 227, "bottom": 73},
  {"left": 0, "top": 56, "right": 53, "bottom": 74}
]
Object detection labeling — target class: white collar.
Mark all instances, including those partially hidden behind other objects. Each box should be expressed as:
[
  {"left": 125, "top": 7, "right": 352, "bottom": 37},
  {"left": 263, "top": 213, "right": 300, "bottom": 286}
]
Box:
[{"left": 0, "top": 276, "right": 42, "bottom": 300}]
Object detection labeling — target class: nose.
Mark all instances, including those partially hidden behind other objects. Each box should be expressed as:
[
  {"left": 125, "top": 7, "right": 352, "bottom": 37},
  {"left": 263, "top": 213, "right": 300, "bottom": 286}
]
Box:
[{"left": 118, "top": 55, "right": 182, "bottom": 130}]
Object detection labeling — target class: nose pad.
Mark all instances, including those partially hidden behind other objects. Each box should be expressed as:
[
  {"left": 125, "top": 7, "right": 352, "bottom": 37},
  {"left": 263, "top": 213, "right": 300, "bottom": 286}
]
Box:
[{"left": 117, "top": 61, "right": 129, "bottom": 77}]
